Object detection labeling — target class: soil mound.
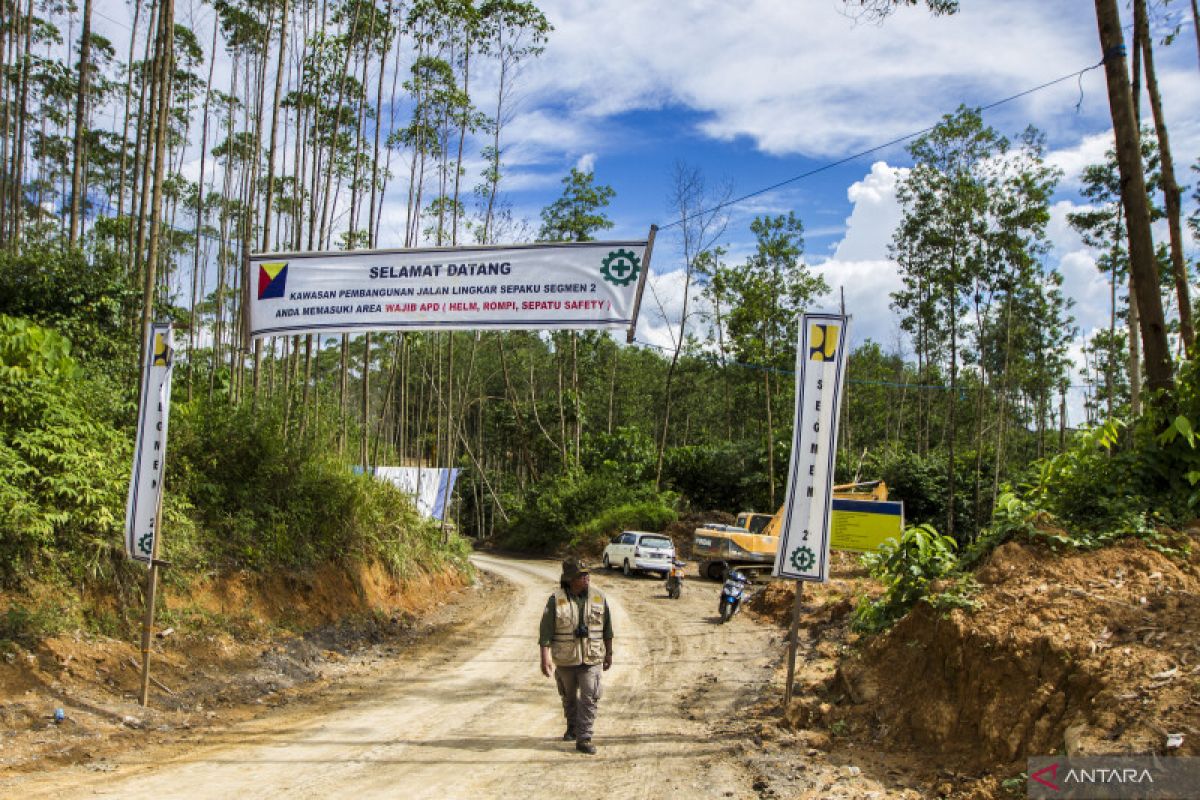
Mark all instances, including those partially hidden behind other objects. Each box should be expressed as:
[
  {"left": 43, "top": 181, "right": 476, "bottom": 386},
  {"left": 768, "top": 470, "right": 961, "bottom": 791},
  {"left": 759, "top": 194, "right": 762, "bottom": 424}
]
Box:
[
  {"left": 830, "top": 537, "right": 1200, "bottom": 772},
  {"left": 0, "top": 561, "right": 473, "bottom": 773}
]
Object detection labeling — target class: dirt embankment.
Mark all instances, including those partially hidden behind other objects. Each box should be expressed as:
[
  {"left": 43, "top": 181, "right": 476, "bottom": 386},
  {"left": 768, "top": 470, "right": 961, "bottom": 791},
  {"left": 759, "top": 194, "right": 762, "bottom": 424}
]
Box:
[
  {"left": 0, "top": 560, "right": 474, "bottom": 774},
  {"left": 748, "top": 535, "right": 1200, "bottom": 794}
]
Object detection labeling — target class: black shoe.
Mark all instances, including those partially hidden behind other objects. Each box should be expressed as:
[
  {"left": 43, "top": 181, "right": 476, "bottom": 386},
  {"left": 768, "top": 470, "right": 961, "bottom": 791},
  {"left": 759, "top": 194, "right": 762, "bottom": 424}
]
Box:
[
  {"left": 576, "top": 739, "right": 596, "bottom": 755},
  {"left": 562, "top": 727, "right": 576, "bottom": 741}
]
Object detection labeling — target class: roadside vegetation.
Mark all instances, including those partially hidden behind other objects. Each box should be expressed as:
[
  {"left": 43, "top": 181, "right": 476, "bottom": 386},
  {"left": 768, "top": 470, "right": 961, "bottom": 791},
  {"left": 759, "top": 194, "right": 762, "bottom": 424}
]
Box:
[{"left": 0, "top": 0, "right": 1196, "bottom": 663}]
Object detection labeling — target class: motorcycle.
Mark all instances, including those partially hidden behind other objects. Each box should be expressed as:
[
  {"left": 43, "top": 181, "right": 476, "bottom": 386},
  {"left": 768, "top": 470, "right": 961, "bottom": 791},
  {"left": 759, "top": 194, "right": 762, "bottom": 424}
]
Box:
[
  {"left": 718, "top": 569, "right": 749, "bottom": 623},
  {"left": 665, "top": 559, "right": 686, "bottom": 599}
]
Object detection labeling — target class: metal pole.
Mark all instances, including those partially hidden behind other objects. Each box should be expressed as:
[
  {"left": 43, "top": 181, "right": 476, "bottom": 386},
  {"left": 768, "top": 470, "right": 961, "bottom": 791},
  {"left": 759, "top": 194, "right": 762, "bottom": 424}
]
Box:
[
  {"left": 783, "top": 581, "right": 805, "bottom": 709},
  {"left": 625, "top": 224, "right": 658, "bottom": 344}
]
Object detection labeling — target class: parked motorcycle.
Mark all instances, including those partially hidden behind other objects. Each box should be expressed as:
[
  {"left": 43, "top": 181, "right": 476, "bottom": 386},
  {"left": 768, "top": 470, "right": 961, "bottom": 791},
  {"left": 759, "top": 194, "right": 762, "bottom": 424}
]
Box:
[
  {"left": 717, "top": 569, "right": 749, "bottom": 623},
  {"left": 665, "top": 559, "right": 686, "bottom": 599}
]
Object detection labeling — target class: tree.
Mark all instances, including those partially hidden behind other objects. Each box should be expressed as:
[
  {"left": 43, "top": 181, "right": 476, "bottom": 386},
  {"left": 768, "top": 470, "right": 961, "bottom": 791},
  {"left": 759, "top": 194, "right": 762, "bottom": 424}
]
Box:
[
  {"left": 1093, "top": 0, "right": 1173, "bottom": 397},
  {"left": 1134, "top": 0, "right": 1194, "bottom": 354},
  {"left": 653, "top": 162, "right": 730, "bottom": 488},
  {"left": 538, "top": 167, "right": 615, "bottom": 243},
  {"left": 720, "top": 212, "right": 828, "bottom": 506},
  {"left": 538, "top": 166, "right": 616, "bottom": 468}
]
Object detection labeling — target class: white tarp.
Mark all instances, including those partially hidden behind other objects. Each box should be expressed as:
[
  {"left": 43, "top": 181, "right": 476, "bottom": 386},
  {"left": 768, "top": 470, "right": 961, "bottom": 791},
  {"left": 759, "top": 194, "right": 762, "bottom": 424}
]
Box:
[
  {"left": 773, "top": 313, "right": 851, "bottom": 582},
  {"left": 373, "top": 467, "right": 460, "bottom": 520},
  {"left": 248, "top": 241, "right": 649, "bottom": 339},
  {"left": 125, "top": 323, "right": 175, "bottom": 564}
]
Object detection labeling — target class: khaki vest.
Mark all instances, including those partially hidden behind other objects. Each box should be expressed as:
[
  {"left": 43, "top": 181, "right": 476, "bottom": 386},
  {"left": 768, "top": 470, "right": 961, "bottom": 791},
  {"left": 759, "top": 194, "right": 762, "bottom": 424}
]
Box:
[{"left": 550, "top": 587, "right": 606, "bottom": 666}]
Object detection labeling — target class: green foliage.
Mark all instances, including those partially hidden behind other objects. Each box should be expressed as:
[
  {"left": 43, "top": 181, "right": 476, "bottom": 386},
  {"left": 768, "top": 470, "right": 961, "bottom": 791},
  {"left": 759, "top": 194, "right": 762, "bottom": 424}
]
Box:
[
  {"left": 662, "top": 440, "right": 770, "bottom": 511},
  {"left": 852, "top": 523, "right": 969, "bottom": 632},
  {"left": 169, "top": 396, "right": 470, "bottom": 576},
  {"left": 538, "top": 167, "right": 616, "bottom": 242},
  {"left": 0, "top": 247, "right": 138, "bottom": 366},
  {"left": 0, "top": 601, "right": 78, "bottom": 646},
  {"left": 572, "top": 500, "right": 678, "bottom": 552},
  {"left": 0, "top": 316, "right": 131, "bottom": 586},
  {"left": 964, "top": 382, "right": 1200, "bottom": 565},
  {"left": 495, "top": 427, "right": 678, "bottom": 553}
]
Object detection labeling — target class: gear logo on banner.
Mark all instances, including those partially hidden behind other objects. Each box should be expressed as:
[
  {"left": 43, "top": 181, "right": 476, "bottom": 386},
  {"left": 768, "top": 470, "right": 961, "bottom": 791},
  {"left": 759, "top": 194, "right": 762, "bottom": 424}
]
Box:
[
  {"left": 601, "top": 249, "right": 640, "bottom": 287},
  {"left": 789, "top": 546, "right": 816, "bottom": 572},
  {"left": 258, "top": 262, "right": 288, "bottom": 300}
]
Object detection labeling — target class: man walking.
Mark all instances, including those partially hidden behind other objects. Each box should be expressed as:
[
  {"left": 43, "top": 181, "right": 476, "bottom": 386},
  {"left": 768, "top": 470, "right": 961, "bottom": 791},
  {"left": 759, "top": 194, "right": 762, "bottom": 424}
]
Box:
[{"left": 539, "top": 558, "right": 613, "bottom": 755}]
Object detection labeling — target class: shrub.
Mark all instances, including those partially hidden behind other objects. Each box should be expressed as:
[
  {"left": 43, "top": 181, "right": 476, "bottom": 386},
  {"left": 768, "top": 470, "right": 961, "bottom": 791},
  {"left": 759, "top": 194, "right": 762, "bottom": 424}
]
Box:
[
  {"left": 852, "top": 523, "right": 970, "bottom": 632},
  {"left": 572, "top": 500, "right": 678, "bottom": 552}
]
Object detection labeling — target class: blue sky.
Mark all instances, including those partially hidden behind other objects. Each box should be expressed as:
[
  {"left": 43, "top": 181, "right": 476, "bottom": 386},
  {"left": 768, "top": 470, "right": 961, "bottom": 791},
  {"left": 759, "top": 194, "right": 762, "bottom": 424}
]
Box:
[
  {"left": 84, "top": 0, "right": 1200, "bottom": 419},
  {"left": 462, "top": 0, "right": 1199, "bottom": 423}
]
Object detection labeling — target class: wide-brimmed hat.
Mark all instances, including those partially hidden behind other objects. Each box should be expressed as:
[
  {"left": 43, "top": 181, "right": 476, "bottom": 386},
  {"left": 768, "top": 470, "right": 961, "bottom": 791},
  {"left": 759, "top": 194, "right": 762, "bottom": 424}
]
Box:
[{"left": 561, "top": 557, "right": 590, "bottom": 581}]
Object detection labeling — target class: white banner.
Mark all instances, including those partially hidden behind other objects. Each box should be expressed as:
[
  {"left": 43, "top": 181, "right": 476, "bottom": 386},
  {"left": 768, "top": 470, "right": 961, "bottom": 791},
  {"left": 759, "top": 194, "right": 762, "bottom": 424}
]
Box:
[
  {"left": 247, "top": 241, "right": 650, "bottom": 338},
  {"left": 124, "top": 323, "right": 174, "bottom": 564},
  {"left": 773, "top": 313, "right": 851, "bottom": 582},
  {"left": 373, "top": 467, "right": 460, "bottom": 521}
]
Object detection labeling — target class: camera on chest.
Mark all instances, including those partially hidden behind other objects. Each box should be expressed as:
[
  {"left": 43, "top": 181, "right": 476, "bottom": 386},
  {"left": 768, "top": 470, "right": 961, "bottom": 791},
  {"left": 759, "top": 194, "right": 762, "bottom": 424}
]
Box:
[{"left": 574, "top": 621, "right": 589, "bottom": 639}]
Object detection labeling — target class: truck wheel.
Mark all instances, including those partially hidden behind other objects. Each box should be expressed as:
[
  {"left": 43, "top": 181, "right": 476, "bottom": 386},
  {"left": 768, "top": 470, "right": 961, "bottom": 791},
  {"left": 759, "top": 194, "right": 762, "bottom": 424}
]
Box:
[
  {"left": 623, "top": 559, "right": 631, "bottom": 577},
  {"left": 707, "top": 562, "right": 726, "bottom": 581},
  {"left": 602, "top": 554, "right": 611, "bottom": 569}
]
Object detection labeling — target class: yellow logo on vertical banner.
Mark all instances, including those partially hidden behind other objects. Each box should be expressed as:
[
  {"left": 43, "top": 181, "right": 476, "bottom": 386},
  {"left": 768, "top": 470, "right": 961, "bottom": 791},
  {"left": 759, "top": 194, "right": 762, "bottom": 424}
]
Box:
[
  {"left": 809, "top": 323, "right": 840, "bottom": 361},
  {"left": 152, "top": 332, "right": 171, "bottom": 366}
]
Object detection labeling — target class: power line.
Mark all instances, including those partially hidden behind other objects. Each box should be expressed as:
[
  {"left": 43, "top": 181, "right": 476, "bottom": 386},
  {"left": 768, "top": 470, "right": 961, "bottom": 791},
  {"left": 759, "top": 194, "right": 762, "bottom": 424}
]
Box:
[{"left": 657, "top": 57, "right": 1107, "bottom": 232}]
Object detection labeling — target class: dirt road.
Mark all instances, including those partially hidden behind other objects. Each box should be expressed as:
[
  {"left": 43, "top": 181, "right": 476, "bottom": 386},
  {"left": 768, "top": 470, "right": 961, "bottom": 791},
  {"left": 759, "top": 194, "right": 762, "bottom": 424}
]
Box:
[{"left": 10, "top": 554, "right": 783, "bottom": 799}]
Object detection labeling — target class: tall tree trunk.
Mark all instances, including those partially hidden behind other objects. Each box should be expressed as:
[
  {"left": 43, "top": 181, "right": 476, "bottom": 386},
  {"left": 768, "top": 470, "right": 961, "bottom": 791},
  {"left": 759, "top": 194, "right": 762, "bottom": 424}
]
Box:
[
  {"left": 764, "top": 369, "right": 775, "bottom": 508},
  {"left": 1094, "top": 0, "right": 1173, "bottom": 397},
  {"left": 116, "top": 0, "right": 143, "bottom": 224},
  {"left": 261, "top": 0, "right": 290, "bottom": 252},
  {"left": 68, "top": 0, "right": 94, "bottom": 247},
  {"left": 1135, "top": 0, "right": 1194, "bottom": 354},
  {"left": 189, "top": 22, "right": 219, "bottom": 402},
  {"left": 137, "top": 0, "right": 174, "bottom": 383}
]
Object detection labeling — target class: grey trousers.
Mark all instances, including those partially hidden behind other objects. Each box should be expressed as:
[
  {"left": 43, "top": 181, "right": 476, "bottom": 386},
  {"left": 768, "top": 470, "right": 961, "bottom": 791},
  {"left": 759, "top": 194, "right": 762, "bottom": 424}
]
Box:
[{"left": 554, "top": 663, "right": 603, "bottom": 741}]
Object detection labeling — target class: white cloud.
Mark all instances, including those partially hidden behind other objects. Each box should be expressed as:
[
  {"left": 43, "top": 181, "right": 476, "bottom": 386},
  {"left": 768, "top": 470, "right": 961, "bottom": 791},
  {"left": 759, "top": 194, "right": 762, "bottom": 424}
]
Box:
[
  {"left": 813, "top": 259, "right": 902, "bottom": 347},
  {"left": 523, "top": 0, "right": 1107, "bottom": 158},
  {"left": 831, "top": 162, "right": 907, "bottom": 261},
  {"left": 1047, "top": 132, "right": 1112, "bottom": 190},
  {"left": 575, "top": 153, "right": 597, "bottom": 174}
]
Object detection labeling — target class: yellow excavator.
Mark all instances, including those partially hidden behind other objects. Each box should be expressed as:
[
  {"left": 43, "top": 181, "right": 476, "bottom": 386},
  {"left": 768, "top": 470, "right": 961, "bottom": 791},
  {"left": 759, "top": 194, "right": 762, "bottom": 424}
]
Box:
[{"left": 692, "top": 481, "right": 893, "bottom": 580}]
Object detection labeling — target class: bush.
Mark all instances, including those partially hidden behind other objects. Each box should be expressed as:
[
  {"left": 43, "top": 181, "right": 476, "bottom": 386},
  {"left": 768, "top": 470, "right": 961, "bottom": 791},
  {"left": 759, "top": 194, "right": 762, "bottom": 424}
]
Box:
[
  {"left": 662, "top": 440, "right": 771, "bottom": 511},
  {"left": 852, "top": 523, "right": 974, "bottom": 632},
  {"left": 572, "top": 500, "right": 678, "bottom": 552},
  {"left": 0, "top": 316, "right": 132, "bottom": 586},
  {"left": 168, "top": 395, "right": 470, "bottom": 576}
]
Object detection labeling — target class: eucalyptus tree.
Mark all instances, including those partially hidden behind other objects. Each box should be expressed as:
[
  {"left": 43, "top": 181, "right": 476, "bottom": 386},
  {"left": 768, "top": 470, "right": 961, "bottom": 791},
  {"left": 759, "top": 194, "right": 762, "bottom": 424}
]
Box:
[
  {"left": 720, "top": 212, "right": 828, "bottom": 507},
  {"left": 890, "top": 108, "right": 1011, "bottom": 539},
  {"left": 67, "top": 0, "right": 94, "bottom": 247},
  {"left": 1068, "top": 135, "right": 1163, "bottom": 417},
  {"left": 1133, "top": 0, "right": 1194, "bottom": 354},
  {"left": 474, "top": 0, "right": 549, "bottom": 243},
  {"left": 653, "top": 162, "right": 730, "bottom": 488},
  {"left": 538, "top": 166, "right": 616, "bottom": 468},
  {"left": 1094, "top": 0, "right": 1173, "bottom": 396}
]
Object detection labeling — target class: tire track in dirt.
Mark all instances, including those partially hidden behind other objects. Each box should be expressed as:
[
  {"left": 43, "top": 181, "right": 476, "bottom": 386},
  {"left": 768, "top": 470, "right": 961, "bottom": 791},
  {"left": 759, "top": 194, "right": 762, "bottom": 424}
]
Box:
[{"left": 9, "top": 554, "right": 778, "bottom": 799}]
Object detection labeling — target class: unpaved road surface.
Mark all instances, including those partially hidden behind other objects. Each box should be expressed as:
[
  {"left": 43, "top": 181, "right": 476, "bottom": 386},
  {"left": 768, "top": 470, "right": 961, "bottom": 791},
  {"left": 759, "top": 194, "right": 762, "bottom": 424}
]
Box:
[{"left": 8, "top": 555, "right": 785, "bottom": 799}]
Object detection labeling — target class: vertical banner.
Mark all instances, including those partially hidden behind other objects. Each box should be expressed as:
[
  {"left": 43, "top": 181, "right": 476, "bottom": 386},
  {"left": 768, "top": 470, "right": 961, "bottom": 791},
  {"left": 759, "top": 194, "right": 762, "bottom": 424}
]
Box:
[
  {"left": 773, "top": 313, "right": 851, "bottom": 582},
  {"left": 125, "top": 323, "right": 174, "bottom": 564}
]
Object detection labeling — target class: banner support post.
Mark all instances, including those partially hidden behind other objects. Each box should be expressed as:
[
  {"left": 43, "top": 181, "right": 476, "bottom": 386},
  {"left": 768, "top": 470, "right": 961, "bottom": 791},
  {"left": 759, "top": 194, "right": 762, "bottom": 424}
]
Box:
[
  {"left": 783, "top": 582, "right": 805, "bottom": 709},
  {"left": 626, "top": 224, "right": 657, "bottom": 344},
  {"left": 139, "top": 497, "right": 165, "bottom": 707},
  {"left": 138, "top": 561, "right": 159, "bottom": 706}
]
